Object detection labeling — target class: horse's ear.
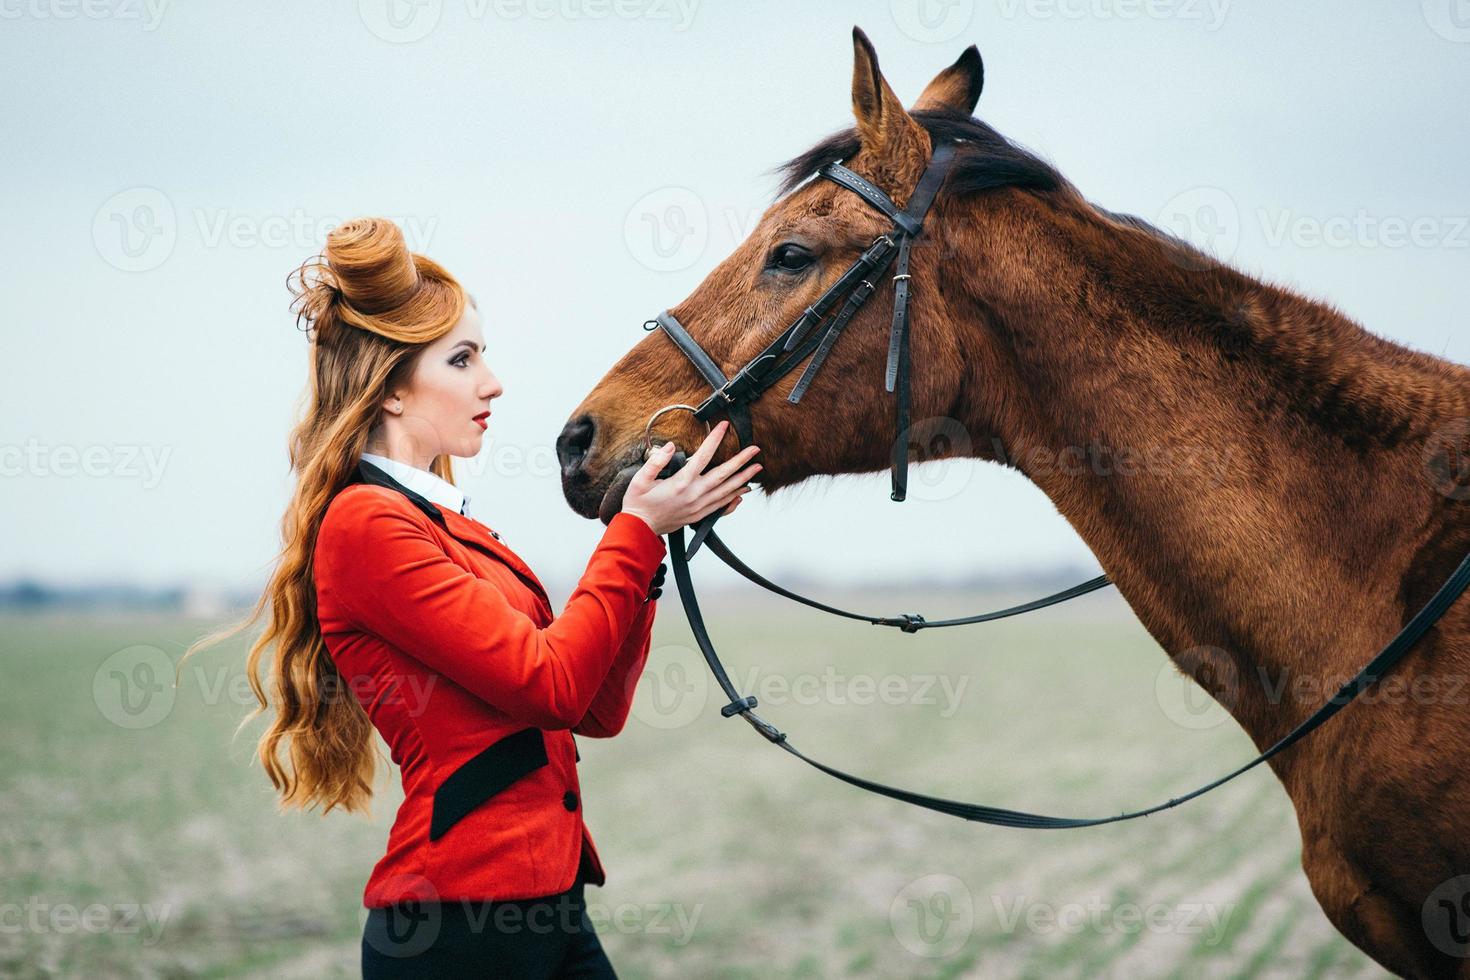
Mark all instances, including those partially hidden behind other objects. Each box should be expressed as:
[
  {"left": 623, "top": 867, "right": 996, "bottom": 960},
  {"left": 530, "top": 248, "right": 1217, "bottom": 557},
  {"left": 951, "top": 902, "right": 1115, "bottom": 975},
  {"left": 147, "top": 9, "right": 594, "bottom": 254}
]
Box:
[
  {"left": 850, "top": 26, "right": 928, "bottom": 183},
  {"left": 912, "top": 45, "right": 984, "bottom": 116}
]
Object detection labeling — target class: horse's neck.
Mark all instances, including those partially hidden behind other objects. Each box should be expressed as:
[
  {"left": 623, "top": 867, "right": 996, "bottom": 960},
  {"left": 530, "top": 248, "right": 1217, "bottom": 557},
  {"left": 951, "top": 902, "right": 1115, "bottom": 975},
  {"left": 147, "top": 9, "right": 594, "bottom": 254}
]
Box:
[{"left": 944, "top": 190, "right": 1470, "bottom": 754}]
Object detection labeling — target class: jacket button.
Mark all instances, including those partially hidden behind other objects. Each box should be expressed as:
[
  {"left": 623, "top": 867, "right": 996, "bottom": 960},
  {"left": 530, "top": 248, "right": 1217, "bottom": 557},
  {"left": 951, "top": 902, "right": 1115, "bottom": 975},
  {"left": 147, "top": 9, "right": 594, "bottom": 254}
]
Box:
[{"left": 562, "top": 791, "right": 578, "bottom": 812}]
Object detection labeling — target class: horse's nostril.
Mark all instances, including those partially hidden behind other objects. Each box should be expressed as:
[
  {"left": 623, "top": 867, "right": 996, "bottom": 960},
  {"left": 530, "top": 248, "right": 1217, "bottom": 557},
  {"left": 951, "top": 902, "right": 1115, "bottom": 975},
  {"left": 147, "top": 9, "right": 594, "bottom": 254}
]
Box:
[{"left": 556, "top": 415, "right": 596, "bottom": 477}]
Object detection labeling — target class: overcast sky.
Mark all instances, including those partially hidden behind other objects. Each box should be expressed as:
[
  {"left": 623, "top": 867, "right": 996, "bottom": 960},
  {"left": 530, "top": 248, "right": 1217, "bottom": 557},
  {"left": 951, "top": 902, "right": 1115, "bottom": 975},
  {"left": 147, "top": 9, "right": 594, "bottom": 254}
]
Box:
[{"left": 3, "top": 0, "right": 1467, "bottom": 596}]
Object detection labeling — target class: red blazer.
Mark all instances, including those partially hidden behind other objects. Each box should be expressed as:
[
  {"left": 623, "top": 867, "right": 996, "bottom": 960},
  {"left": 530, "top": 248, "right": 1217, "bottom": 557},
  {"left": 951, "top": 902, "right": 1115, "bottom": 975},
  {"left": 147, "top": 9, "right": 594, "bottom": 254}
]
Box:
[{"left": 312, "top": 459, "right": 666, "bottom": 906}]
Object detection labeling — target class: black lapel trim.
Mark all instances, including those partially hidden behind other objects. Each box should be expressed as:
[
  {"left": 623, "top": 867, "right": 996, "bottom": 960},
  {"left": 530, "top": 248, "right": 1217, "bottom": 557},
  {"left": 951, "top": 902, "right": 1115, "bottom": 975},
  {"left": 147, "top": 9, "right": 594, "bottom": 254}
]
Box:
[
  {"left": 429, "top": 727, "right": 549, "bottom": 842},
  {"left": 354, "top": 459, "right": 448, "bottom": 526}
]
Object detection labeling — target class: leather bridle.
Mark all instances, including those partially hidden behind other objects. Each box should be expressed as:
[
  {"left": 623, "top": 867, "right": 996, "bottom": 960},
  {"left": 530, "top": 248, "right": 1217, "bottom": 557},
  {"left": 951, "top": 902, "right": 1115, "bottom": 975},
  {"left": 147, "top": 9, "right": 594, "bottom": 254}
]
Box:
[
  {"left": 646, "top": 141, "right": 958, "bottom": 557},
  {"left": 639, "top": 139, "right": 1470, "bottom": 828}
]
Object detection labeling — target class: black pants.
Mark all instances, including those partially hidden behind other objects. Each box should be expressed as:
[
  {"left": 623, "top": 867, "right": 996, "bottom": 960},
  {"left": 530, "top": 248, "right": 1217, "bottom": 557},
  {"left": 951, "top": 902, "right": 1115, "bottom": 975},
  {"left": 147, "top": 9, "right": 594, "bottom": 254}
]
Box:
[{"left": 361, "top": 853, "right": 615, "bottom": 979}]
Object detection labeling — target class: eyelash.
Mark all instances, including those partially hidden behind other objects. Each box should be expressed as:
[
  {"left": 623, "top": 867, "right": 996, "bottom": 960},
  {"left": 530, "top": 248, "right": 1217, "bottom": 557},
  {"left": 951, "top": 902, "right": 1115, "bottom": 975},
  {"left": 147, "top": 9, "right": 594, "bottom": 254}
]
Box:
[{"left": 451, "top": 352, "right": 471, "bottom": 368}]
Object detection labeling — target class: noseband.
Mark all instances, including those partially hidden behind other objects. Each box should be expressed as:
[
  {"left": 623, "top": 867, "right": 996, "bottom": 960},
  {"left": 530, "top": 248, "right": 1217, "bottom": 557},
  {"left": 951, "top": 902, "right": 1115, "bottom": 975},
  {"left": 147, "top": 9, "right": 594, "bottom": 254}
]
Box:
[{"left": 636, "top": 141, "right": 1470, "bottom": 830}]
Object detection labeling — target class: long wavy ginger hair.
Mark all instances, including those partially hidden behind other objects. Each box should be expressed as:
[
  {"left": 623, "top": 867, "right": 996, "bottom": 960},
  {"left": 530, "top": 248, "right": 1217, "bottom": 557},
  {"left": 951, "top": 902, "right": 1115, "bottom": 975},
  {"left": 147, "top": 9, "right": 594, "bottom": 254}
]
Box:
[{"left": 182, "top": 217, "right": 470, "bottom": 815}]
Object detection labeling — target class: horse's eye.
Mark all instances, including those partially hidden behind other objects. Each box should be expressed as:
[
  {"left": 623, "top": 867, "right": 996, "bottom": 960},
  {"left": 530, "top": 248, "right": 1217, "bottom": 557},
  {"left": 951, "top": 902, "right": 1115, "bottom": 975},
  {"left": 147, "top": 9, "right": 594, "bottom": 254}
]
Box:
[{"left": 769, "top": 244, "right": 814, "bottom": 274}]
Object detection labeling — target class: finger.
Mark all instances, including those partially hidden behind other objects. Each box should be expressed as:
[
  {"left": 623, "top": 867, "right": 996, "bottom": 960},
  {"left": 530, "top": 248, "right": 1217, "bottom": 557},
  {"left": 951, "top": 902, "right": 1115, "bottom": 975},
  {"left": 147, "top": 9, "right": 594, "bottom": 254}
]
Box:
[
  {"left": 631, "top": 441, "right": 676, "bottom": 487},
  {"left": 701, "top": 464, "right": 761, "bottom": 503},
  {"left": 679, "top": 421, "right": 729, "bottom": 480},
  {"left": 701, "top": 443, "right": 761, "bottom": 484}
]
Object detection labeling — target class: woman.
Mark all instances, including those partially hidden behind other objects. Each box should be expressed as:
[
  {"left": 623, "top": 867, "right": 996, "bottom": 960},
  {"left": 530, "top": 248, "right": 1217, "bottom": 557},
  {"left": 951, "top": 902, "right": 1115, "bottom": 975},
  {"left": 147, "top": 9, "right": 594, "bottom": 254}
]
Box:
[{"left": 185, "top": 217, "right": 760, "bottom": 977}]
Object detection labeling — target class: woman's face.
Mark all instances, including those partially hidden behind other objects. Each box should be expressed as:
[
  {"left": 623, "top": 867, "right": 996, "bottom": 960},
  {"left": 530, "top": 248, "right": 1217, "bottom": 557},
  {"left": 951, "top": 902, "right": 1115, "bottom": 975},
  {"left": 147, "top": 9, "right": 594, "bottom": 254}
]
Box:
[{"left": 382, "top": 304, "right": 503, "bottom": 466}]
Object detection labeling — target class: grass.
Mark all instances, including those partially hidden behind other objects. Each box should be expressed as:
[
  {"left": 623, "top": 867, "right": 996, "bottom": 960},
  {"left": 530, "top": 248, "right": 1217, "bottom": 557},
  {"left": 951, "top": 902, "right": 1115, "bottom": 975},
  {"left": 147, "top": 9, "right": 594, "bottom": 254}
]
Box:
[{"left": 0, "top": 589, "right": 1390, "bottom": 978}]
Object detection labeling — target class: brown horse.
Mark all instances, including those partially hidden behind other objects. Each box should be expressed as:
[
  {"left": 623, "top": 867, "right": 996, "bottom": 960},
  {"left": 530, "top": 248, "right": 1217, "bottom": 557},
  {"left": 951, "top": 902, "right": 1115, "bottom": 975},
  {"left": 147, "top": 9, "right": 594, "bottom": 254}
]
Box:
[{"left": 558, "top": 28, "right": 1470, "bottom": 978}]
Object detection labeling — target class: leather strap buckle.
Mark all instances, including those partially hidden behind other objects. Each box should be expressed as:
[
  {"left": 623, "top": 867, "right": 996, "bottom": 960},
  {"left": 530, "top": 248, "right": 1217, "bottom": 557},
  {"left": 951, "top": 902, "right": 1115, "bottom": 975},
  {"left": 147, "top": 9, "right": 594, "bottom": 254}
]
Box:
[
  {"left": 721, "top": 695, "right": 758, "bottom": 717},
  {"left": 873, "top": 613, "right": 927, "bottom": 633}
]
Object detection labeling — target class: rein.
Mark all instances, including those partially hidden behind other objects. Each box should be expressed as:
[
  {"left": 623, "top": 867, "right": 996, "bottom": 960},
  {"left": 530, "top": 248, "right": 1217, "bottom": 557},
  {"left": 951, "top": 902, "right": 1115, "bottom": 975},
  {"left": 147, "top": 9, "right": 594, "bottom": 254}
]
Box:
[{"left": 642, "top": 140, "right": 1470, "bottom": 825}]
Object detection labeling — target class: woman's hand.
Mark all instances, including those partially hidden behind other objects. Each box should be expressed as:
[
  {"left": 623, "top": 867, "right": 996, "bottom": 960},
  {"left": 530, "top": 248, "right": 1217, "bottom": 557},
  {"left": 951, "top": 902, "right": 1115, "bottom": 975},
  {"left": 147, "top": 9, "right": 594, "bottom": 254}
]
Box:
[{"left": 621, "top": 421, "right": 761, "bottom": 536}]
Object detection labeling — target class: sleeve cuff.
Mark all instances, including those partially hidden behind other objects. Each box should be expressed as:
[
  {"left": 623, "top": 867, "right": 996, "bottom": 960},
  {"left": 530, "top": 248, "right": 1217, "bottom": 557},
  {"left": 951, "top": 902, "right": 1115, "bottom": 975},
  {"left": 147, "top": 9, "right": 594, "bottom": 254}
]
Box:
[{"left": 606, "top": 511, "right": 668, "bottom": 565}]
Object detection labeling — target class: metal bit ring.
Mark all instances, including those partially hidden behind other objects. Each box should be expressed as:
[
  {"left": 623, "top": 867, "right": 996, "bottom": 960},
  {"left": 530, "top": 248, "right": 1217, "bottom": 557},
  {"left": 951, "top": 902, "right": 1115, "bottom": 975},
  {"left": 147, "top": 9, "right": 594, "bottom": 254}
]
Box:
[
  {"left": 643, "top": 404, "right": 711, "bottom": 459},
  {"left": 643, "top": 404, "right": 745, "bottom": 459}
]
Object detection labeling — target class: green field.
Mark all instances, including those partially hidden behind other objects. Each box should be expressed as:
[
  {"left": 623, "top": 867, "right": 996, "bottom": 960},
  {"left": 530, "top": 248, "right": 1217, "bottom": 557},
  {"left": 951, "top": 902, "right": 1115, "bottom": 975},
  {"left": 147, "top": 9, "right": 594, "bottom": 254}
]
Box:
[{"left": 0, "top": 589, "right": 1389, "bottom": 978}]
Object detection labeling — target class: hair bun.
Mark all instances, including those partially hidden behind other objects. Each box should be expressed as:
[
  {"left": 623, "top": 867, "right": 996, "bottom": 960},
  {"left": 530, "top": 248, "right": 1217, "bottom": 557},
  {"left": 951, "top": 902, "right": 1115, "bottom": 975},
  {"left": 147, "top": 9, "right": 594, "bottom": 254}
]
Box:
[
  {"left": 288, "top": 217, "right": 465, "bottom": 345},
  {"left": 324, "top": 218, "right": 420, "bottom": 315}
]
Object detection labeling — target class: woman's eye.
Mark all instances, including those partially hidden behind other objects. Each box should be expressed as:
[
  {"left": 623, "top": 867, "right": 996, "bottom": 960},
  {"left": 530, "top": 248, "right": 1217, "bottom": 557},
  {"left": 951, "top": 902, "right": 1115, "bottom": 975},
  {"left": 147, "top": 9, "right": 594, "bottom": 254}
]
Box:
[
  {"left": 769, "top": 244, "right": 814, "bottom": 273},
  {"left": 452, "top": 354, "right": 470, "bottom": 367}
]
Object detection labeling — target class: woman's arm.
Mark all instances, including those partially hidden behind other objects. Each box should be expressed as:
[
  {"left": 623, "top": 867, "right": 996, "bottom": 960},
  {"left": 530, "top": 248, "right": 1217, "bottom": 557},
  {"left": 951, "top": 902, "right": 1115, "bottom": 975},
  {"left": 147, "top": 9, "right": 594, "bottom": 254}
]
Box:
[
  {"left": 572, "top": 593, "right": 658, "bottom": 738},
  {"left": 314, "top": 489, "right": 667, "bottom": 730}
]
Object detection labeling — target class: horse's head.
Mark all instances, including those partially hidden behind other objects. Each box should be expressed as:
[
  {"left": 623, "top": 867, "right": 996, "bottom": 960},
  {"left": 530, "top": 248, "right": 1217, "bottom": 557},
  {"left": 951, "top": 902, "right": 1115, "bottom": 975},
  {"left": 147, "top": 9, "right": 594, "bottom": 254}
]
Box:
[{"left": 559, "top": 28, "right": 1056, "bottom": 522}]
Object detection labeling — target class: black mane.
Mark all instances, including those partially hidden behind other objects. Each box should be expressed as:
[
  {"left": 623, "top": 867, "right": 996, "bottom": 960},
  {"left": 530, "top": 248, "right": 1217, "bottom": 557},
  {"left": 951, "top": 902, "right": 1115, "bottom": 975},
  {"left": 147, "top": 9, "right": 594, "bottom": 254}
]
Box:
[
  {"left": 776, "top": 111, "right": 1067, "bottom": 198},
  {"left": 777, "top": 110, "right": 1212, "bottom": 266}
]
